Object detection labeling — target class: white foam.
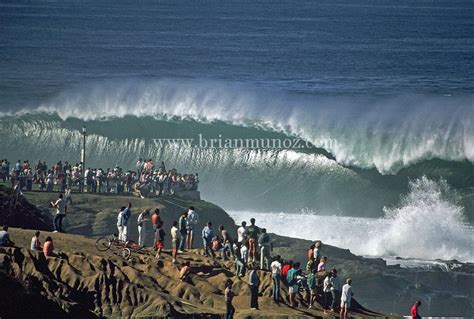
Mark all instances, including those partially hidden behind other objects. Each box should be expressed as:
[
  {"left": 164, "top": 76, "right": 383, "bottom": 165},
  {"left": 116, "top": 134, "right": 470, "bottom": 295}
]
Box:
[
  {"left": 2, "top": 78, "right": 473, "bottom": 174},
  {"left": 228, "top": 177, "right": 474, "bottom": 262}
]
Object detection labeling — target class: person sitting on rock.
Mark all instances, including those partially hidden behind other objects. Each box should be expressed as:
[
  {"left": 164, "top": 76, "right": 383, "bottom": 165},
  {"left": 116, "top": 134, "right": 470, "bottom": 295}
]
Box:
[
  {"left": 30, "top": 230, "right": 42, "bottom": 251},
  {"left": 0, "top": 225, "right": 15, "bottom": 247},
  {"left": 179, "top": 261, "right": 192, "bottom": 283},
  {"left": 43, "top": 236, "right": 55, "bottom": 257}
]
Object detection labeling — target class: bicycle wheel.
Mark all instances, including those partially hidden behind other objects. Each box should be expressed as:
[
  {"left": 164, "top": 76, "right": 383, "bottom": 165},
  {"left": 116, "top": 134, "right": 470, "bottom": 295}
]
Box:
[
  {"left": 120, "top": 248, "right": 131, "bottom": 260},
  {"left": 95, "top": 237, "right": 111, "bottom": 251}
]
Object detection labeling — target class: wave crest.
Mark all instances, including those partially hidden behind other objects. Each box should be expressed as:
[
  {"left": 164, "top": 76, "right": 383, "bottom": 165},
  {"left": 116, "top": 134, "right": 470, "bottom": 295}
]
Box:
[{"left": 2, "top": 78, "right": 474, "bottom": 173}]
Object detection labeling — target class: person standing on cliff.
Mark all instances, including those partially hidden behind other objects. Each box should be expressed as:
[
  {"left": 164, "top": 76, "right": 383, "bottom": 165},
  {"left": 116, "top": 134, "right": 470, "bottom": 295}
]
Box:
[
  {"left": 171, "top": 220, "right": 180, "bottom": 263},
  {"left": 411, "top": 300, "right": 422, "bottom": 319},
  {"left": 340, "top": 278, "right": 353, "bottom": 319},
  {"left": 258, "top": 228, "right": 271, "bottom": 270},
  {"left": 248, "top": 264, "right": 260, "bottom": 310},
  {"left": 328, "top": 269, "right": 342, "bottom": 312},
  {"left": 51, "top": 193, "right": 67, "bottom": 233},
  {"left": 186, "top": 206, "right": 199, "bottom": 249},
  {"left": 201, "top": 221, "right": 215, "bottom": 257},
  {"left": 224, "top": 279, "right": 235, "bottom": 319},
  {"left": 246, "top": 218, "right": 261, "bottom": 263},
  {"left": 178, "top": 211, "right": 188, "bottom": 252},
  {"left": 237, "top": 221, "right": 247, "bottom": 244},
  {"left": 270, "top": 255, "right": 282, "bottom": 303},
  {"left": 137, "top": 209, "right": 149, "bottom": 246},
  {"left": 117, "top": 202, "right": 132, "bottom": 241}
]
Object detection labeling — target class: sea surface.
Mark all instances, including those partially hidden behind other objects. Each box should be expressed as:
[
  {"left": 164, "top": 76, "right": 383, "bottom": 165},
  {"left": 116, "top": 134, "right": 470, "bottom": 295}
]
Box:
[{"left": 1, "top": 0, "right": 473, "bottom": 264}]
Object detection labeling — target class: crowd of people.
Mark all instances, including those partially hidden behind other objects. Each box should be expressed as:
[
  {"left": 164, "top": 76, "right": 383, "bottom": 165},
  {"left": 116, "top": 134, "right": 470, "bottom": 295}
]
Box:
[
  {"left": 0, "top": 186, "right": 424, "bottom": 318},
  {"left": 0, "top": 158, "right": 199, "bottom": 198},
  {"left": 112, "top": 204, "right": 360, "bottom": 318}
]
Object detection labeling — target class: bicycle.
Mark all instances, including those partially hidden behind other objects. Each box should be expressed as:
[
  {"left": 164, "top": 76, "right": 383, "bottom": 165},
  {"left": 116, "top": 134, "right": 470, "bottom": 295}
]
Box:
[{"left": 95, "top": 233, "right": 131, "bottom": 259}]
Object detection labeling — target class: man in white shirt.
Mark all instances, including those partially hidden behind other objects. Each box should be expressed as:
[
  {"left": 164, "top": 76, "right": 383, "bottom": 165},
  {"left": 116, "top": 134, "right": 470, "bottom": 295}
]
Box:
[
  {"left": 117, "top": 203, "right": 132, "bottom": 242},
  {"left": 270, "top": 256, "right": 282, "bottom": 303},
  {"left": 186, "top": 206, "right": 199, "bottom": 249},
  {"left": 237, "top": 221, "right": 247, "bottom": 243},
  {"left": 137, "top": 209, "right": 149, "bottom": 246},
  {"left": 340, "top": 278, "right": 353, "bottom": 319},
  {"left": 171, "top": 221, "right": 180, "bottom": 263},
  {"left": 51, "top": 193, "right": 67, "bottom": 233}
]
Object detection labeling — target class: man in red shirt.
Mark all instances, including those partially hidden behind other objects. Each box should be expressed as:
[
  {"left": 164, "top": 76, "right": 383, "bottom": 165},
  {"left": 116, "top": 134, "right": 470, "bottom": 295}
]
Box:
[
  {"left": 281, "top": 260, "right": 293, "bottom": 279},
  {"left": 411, "top": 300, "right": 422, "bottom": 319}
]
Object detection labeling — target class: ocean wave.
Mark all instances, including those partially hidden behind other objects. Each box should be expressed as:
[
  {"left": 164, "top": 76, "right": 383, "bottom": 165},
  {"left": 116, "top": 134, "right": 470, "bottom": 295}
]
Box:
[
  {"left": 1, "top": 78, "right": 473, "bottom": 174},
  {"left": 228, "top": 177, "right": 474, "bottom": 262}
]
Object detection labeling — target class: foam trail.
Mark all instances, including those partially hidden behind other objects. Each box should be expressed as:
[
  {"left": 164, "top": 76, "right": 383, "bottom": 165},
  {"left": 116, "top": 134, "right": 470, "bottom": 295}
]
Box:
[
  {"left": 2, "top": 78, "right": 473, "bottom": 174},
  {"left": 229, "top": 177, "right": 474, "bottom": 262}
]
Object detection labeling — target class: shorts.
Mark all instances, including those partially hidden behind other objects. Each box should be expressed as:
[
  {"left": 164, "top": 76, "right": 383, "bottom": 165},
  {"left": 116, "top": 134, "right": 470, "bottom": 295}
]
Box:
[
  {"left": 341, "top": 300, "right": 351, "bottom": 309},
  {"left": 172, "top": 239, "right": 179, "bottom": 249},
  {"left": 309, "top": 288, "right": 316, "bottom": 295},
  {"left": 155, "top": 241, "right": 164, "bottom": 249},
  {"left": 187, "top": 226, "right": 194, "bottom": 234},
  {"left": 288, "top": 285, "right": 299, "bottom": 294}
]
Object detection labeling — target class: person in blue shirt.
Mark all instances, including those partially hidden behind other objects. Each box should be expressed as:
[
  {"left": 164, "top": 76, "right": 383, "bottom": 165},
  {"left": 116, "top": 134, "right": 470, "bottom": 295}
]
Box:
[
  {"left": 201, "top": 221, "right": 215, "bottom": 257},
  {"left": 0, "top": 225, "right": 15, "bottom": 247}
]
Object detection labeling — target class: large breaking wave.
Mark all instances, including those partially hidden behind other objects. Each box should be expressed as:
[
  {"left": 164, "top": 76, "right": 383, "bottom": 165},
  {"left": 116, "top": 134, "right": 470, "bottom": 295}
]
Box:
[
  {"left": 4, "top": 78, "right": 473, "bottom": 173},
  {"left": 1, "top": 78, "right": 473, "bottom": 219}
]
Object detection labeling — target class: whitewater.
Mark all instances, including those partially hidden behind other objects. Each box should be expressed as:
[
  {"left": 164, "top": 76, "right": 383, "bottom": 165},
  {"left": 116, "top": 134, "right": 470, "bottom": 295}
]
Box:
[
  {"left": 2, "top": 78, "right": 473, "bottom": 174},
  {"left": 230, "top": 177, "right": 474, "bottom": 263}
]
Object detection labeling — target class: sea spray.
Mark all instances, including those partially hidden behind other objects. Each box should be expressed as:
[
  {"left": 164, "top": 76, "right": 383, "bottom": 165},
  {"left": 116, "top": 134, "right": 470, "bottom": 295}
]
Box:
[
  {"left": 2, "top": 78, "right": 473, "bottom": 174},
  {"left": 373, "top": 177, "right": 471, "bottom": 261},
  {"left": 228, "top": 177, "right": 474, "bottom": 262}
]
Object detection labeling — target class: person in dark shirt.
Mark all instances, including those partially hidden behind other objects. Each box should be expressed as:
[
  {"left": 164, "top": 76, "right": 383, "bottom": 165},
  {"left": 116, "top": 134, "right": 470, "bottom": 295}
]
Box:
[{"left": 246, "top": 218, "right": 261, "bottom": 263}]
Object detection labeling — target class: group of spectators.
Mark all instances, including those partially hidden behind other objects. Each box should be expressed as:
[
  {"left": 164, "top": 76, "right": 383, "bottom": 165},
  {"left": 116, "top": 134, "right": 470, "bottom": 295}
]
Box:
[
  {"left": 0, "top": 187, "right": 423, "bottom": 318},
  {"left": 129, "top": 208, "right": 356, "bottom": 318},
  {"left": 0, "top": 158, "right": 198, "bottom": 198},
  {"left": 0, "top": 226, "right": 56, "bottom": 257},
  {"left": 134, "top": 159, "right": 199, "bottom": 198}
]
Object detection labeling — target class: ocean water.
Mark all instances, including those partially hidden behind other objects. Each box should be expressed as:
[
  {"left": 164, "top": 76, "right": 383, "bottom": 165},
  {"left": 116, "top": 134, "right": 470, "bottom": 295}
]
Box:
[
  {"left": 229, "top": 177, "right": 474, "bottom": 263},
  {"left": 1, "top": 1, "right": 473, "bottom": 262}
]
